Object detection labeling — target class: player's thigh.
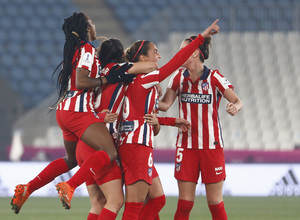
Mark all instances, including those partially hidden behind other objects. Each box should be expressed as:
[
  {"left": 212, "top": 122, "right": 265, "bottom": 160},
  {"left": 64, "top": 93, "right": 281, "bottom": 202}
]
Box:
[
  {"left": 125, "top": 180, "right": 150, "bottom": 203},
  {"left": 205, "top": 181, "right": 224, "bottom": 205},
  {"left": 81, "top": 122, "right": 117, "bottom": 158},
  {"left": 177, "top": 180, "right": 197, "bottom": 202},
  {"left": 148, "top": 176, "right": 164, "bottom": 199}
]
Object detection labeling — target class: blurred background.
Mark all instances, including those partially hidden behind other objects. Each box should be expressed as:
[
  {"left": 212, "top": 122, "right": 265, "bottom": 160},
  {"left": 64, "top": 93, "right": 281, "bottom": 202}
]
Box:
[{"left": 0, "top": 0, "right": 300, "bottom": 164}]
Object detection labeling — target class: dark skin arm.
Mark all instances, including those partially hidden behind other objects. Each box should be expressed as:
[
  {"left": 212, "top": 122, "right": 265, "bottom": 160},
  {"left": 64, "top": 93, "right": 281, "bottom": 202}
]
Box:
[{"left": 75, "top": 68, "right": 108, "bottom": 90}]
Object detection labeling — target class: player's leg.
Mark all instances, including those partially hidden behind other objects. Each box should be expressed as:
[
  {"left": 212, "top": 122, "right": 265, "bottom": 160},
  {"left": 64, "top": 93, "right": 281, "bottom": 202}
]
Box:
[
  {"left": 86, "top": 182, "right": 106, "bottom": 220},
  {"left": 98, "top": 179, "right": 124, "bottom": 220},
  {"left": 139, "top": 167, "right": 166, "bottom": 220},
  {"left": 56, "top": 123, "right": 116, "bottom": 209},
  {"left": 205, "top": 181, "right": 227, "bottom": 220},
  {"left": 122, "top": 181, "right": 150, "bottom": 220},
  {"left": 174, "top": 180, "right": 196, "bottom": 220},
  {"left": 11, "top": 139, "right": 77, "bottom": 214}
]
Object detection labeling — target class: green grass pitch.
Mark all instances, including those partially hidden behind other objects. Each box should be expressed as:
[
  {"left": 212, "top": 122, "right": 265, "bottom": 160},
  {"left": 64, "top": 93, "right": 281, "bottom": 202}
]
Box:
[{"left": 1, "top": 196, "right": 300, "bottom": 220}]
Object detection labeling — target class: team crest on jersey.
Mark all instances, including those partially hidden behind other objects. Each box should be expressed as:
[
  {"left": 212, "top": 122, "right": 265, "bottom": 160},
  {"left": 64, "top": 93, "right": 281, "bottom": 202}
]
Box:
[
  {"left": 148, "top": 168, "right": 153, "bottom": 177},
  {"left": 202, "top": 82, "right": 209, "bottom": 91},
  {"left": 175, "top": 163, "right": 181, "bottom": 172}
]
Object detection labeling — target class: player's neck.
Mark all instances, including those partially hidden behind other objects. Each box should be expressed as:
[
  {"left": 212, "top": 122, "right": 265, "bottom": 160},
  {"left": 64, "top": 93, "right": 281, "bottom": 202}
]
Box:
[{"left": 188, "top": 63, "right": 204, "bottom": 81}]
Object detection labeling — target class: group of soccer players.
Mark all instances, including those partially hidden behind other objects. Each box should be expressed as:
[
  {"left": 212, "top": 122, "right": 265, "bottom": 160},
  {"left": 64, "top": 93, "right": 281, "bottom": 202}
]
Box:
[{"left": 11, "top": 11, "right": 242, "bottom": 220}]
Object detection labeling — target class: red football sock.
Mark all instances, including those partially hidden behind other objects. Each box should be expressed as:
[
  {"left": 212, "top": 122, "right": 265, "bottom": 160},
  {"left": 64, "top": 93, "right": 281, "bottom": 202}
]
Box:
[
  {"left": 28, "top": 158, "right": 69, "bottom": 194},
  {"left": 67, "top": 151, "right": 110, "bottom": 189},
  {"left": 174, "top": 199, "right": 194, "bottom": 220},
  {"left": 87, "top": 212, "right": 99, "bottom": 220},
  {"left": 208, "top": 201, "right": 228, "bottom": 220},
  {"left": 139, "top": 195, "right": 166, "bottom": 220},
  {"left": 122, "top": 202, "right": 144, "bottom": 220},
  {"left": 98, "top": 208, "right": 117, "bottom": 220}
]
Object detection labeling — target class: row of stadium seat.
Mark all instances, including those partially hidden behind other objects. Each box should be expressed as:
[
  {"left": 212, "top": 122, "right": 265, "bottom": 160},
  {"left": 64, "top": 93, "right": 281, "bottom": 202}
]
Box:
[{"left": 0, "top": 0, "right": 77, "bottom": 110}]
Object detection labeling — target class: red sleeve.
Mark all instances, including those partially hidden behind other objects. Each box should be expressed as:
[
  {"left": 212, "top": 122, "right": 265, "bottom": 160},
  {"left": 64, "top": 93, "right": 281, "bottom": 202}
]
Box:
[
  {"left": 158, "top": 34, "right": 204, "bottom": 82},
  {"left": 157, "top": 117, "right": 176, "bottom": 126}
]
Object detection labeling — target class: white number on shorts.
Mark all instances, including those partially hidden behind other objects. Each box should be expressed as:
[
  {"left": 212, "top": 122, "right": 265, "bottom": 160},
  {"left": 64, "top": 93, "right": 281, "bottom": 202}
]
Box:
[
  {"left": 148, "top": 152, "right": 153, "bottom": 167},
  {"left": 176, "top": 148, "right": 184, "bottom": 163}
]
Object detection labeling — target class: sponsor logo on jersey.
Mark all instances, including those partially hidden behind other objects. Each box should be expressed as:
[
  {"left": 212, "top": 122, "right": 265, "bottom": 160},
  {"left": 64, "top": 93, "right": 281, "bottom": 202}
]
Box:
[
  {"left": 148, "top": 167, "right": 153, "bottom": 177},
  {"left": 202, "top": 82, "right": 209, "bottom": 91},
  {"left": 176, "top": 163, "right": 181, "bottom": 172},
  {"left": 270, "top": 169, "right": 300, "bottom": 196},
  {"left": 120, "top": 121, "right": 134, "bottom": 132},
  {"left": 181, "top": 93, "right": 211, "bottom": 104}
]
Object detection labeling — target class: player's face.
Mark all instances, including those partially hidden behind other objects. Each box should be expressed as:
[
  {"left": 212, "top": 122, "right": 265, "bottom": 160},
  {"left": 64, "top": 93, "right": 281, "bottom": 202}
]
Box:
[
  {"left": 86, "top": 16, "right": 96, "bottom": 41},
  {"left": 180, "top": 40, "right": 194, "bottom": 68},
  {"left": 143, "top": 42, "right": 161, "bottom": 65}
]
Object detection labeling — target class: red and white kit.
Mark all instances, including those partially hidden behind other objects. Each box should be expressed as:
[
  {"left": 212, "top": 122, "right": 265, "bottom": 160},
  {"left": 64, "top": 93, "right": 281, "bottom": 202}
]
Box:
[
  {"left": 168, "top": 66, "right": 234, "bottom": 150},
  {"left": 94, "top": 62, "right": 129, "bottom": 141},
  {"left": 118, "top": 35, "right": 205, "bottom": 185},
  {"left": 57, "top": 42, "right": 100, "bottom": 112},
  {"left": 168, "top": 66, "right": 234, "bottom": 183}
]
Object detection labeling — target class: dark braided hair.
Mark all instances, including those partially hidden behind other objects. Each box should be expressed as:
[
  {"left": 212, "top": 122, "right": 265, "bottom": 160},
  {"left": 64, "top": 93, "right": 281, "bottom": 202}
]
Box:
[
  {"left": 52, "top": 12, "right": 90, "bottom": 103},
  {"left": 125, "top": 40, "right": 151, "bottom": 62},
  {"left": 186, "top": 36, "right": 212, "bottom": 62},
  {"left": 98, "top": 38, "right": 124, "bottom": 69}
]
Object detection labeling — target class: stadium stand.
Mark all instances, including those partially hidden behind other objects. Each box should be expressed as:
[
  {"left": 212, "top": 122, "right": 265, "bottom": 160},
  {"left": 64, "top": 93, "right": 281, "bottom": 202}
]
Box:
[
  {"left": 2, "top": 0, "right": 300, "bottom": 161},
  {"left": 0, "top": 0, "right": 78, "bottom": 112}
]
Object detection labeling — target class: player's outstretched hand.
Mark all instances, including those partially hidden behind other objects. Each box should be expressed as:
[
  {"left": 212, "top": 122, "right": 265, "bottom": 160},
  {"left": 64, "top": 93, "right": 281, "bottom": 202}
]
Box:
[
  {"left": 105, "top": 63, "right": 135, "bottom": 84},
  {"left": 201, "top": 19, "right": 220, "bottom": 38}
]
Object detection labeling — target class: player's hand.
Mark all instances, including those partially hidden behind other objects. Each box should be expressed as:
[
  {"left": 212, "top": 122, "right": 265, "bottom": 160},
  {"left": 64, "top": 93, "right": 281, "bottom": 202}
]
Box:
[
  {"left": 101, "top": 109, "right": 118, "bottom": 123},
  {"left": 144, "top": 112, "right": 159, "bottom": 126},
  {"left": 226, "top": 103, "right": 239, "bottom": 116},
  {"left": 105, "top": 63, "right": 135, "bottom": 84},
  {"left": 175, "top": 118, "right": 190, "bottom": 132},
  {"left": 201, "top": 19, "right": 220, "bottom": 38}
]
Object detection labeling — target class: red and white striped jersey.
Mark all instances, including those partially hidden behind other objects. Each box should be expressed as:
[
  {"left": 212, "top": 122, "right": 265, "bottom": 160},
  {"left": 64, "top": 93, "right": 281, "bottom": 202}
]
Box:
[
  {"left": 94, "top": 63, "right": 129, "bottom": 141},
  {"left": 119, "top": 70, "right": 160, "bottom": 148},
  {"left": 57, "top": 42, "right": 100, "bottom": 112},
  {"left": 168, "top": 66, "right": 234, "bottom": 150}
]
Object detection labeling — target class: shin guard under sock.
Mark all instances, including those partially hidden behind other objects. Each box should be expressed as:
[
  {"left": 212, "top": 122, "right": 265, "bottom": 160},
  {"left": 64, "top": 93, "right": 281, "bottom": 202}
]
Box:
[
  {"left": 87, "top": 213, "right": 99, "bottom": 220},
  {"left": 208, "top": 201, "right": 228, "bottom": 220},
  {"left": 174, "top": 199, "right": 194, "bottom": 220},
  {"left": 67, "top": 151, "right": 110, "bottom": 189},
  {"left": 28, "top": 158, "right": 69, "bottom": 194},
  {"left": 139, "top": 195, "right": 166, "bottom": 220},
  {"left": 98, "top": 208, "right": 117, "bottom": 220},
  {"left": 122, "top": 202, "right": 143, "bottom": 220}
]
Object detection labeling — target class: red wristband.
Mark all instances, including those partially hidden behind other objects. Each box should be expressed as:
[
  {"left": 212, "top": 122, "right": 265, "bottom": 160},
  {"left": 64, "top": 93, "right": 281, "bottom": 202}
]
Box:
[
  {"left": 157, "top": 117, "right": 176, "bottom": 126},
  {"left": 96, "top": 112, "right": 107, "bottom": 122}
]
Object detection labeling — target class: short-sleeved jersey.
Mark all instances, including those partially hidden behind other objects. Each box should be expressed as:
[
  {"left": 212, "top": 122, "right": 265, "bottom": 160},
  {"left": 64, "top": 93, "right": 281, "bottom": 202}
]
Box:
[
  {"left": 94, "top": 62, "right": 129, "bottom": 141},
  {"left": 168, "top": 66, "right": 234, "bottom": 150},
  {"left": 119, "top": 70, "right": 160, "bottom": 148},
  {"left": 57, "top": 42, "right": 100, "bottom": 112}
]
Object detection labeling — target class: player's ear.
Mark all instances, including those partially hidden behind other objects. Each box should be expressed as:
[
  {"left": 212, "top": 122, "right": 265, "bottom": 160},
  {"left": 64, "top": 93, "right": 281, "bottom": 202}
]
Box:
[{"left": 139, "top": 54, "right": 147, "bottom": 62}]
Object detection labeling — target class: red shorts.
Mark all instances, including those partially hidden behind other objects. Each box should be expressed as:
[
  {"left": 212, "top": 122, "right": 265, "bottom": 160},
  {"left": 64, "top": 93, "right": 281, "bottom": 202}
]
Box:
[
  {"left": 118, "top": 143, "right": 158, "bottom": 186},
  {"left": 76, "top": 140, "right": 122, "bottom": 186},
  {"left": 174, "top": 147, "right": 226, "bottom": 184},
  {"left": 56, "top": 110, "right": 104, "bottom": 141}
]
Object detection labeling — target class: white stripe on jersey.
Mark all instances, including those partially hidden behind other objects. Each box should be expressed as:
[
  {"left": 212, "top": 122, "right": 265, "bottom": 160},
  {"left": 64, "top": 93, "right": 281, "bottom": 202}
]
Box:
[
  {"left": 206, "top": 74, "right": 215, "bottom": 149},
  {"left": 141, "top": 70, "right": 159, "bottom": 89}
]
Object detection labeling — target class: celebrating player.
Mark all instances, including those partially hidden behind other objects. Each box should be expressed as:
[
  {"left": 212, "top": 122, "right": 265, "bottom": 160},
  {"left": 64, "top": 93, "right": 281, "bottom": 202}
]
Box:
[
  {"left": 11, "top": 12, "right": 132, "bottom": 214},
  {"left": 159, "top": 35, "right": 243, "bottom": 220},
  {"left": 118, "top": 19, "right": 220, "bottom": 220}
]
